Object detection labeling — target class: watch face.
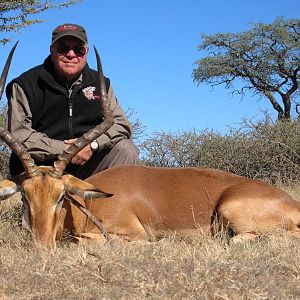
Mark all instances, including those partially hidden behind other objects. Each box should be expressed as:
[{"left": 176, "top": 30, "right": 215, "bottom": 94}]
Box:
[{"left": 91, "top": 141, "right": 98, "bottom": 150}]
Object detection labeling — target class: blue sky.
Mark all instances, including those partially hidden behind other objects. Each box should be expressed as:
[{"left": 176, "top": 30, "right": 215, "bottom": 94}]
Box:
[{"left": 1, "top": 0, "right": 300, "bottom": 137}]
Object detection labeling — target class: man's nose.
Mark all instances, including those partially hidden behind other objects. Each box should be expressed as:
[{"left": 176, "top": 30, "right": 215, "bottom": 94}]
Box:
[{"left": 66, "top": 49, "right": 76, "bottom": 58}]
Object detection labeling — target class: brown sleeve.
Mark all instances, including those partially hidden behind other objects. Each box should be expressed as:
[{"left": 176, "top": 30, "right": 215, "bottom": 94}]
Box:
[{"left": 7, "top": 83, "right": 65, "bottom": 161}]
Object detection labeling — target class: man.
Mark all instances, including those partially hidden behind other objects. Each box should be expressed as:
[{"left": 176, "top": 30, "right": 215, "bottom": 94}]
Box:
[{"left": 6, "top": 23, "right": 138, "bottom": 179}]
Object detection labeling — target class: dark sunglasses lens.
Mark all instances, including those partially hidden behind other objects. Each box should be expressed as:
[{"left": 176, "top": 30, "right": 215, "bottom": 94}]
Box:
[
  {"left": 57, "top": 45, "right": 86, "bottom": 56},
  {"left": 56, "top": 45, "right": 69, "bottom": 54},
  {"left": 73, "top": 46, "right": 86, "bottom": 56}
]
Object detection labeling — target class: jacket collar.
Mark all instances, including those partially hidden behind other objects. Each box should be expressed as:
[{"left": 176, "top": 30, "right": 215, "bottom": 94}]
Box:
[{"left": 40, "top": 56, "right": 96, "bottom": 90}]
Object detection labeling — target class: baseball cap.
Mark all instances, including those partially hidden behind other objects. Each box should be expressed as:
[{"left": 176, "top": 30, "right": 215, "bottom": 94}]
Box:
[{"left": 51, "top": 23, "right": 88, "bottom": 45}]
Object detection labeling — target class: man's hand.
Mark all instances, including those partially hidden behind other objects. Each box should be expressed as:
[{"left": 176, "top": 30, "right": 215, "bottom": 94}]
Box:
[{"left": 64, "top": 138, "right": 93, "bottom": 165}]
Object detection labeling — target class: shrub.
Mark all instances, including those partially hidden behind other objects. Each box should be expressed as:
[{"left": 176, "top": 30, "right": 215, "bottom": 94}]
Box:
[{"left": 141, "top": 118, "right": 300, "bottom": 183}]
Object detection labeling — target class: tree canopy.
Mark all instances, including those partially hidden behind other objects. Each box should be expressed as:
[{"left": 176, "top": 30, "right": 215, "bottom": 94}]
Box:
[
  {"left": 0, "top": 0, "right": 80, "bottom": 45},
  {"left": 193, "top": 17, "right": 300, "bottom": 121}
]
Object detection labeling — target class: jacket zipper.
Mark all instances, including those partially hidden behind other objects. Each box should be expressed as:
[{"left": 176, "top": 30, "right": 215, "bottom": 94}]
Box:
[{"left": 69, "top": 97, "right": 74, "bottom": 138}]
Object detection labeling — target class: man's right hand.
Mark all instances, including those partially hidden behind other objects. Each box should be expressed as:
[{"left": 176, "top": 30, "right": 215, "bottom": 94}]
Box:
[{"left": 64, "top": 138, "right": 93, "bottom": 165}]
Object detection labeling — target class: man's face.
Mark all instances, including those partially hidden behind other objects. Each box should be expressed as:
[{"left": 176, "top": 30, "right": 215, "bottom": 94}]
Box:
[{"left": 51, "top": 36, "right": 88, "bottom": 82}]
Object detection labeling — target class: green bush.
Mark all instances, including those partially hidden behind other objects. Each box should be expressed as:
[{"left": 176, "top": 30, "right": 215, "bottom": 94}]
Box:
[
  {"left": 1, "top": 105, "right": 300, "bottom": 184},
  {"left": 141, "top": 118, "right": 300, "bottom": 183}
]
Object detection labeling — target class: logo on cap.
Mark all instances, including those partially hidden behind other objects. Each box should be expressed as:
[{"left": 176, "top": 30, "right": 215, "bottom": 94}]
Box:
[{"left": 57, "top": 25, "right": 78, "bottom": 32}]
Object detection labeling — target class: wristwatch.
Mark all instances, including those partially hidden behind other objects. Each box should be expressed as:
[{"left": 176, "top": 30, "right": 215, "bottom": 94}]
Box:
[{"left": 90, "top": 140, "right": 99, "bottom": 151}]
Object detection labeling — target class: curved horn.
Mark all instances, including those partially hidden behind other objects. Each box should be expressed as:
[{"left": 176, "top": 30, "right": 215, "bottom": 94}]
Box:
[
  {"left": 0, "top": 42, "right": 18, "bottom": 100},
  {"left": 49, "top": 46, "right": 114, "bottom": 178},
  {"left": 0, "top": 42, "right": 40, "bottom": 178}
]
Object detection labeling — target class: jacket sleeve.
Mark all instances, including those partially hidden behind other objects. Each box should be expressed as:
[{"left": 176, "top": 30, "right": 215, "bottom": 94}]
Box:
[
  {"left": 7, "top": 82, "right": 66, "bottom": 161},
  {"left": 95, "top": 84, "right": 133, "bottom": 151}
]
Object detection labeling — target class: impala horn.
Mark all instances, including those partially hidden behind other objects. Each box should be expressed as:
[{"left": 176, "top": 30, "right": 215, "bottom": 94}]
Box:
[
  {"left": 0, "top": 42, "right": 40, "bottom": 178},
  {"left": 49, "top": 46, "right": 114, "bottom": 178}
]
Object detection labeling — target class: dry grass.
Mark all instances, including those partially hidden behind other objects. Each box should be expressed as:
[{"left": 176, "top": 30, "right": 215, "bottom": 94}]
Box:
[{"left": 1, "top": 189, "right": 300, "bottom": 299}]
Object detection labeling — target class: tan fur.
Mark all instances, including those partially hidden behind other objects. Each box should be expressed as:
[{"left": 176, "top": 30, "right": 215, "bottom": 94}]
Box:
[
  {"left": 22, "top": 170, "right": 66, "bottom": 249},
  {"left": 0, "top": 180, "right": 17, "bottom": 199},
  {"left": 2, "top": 165, "right": 300, "bottom": 249},
  {"left": 65, "top": 165, "right": 300, "bottom": 243}
]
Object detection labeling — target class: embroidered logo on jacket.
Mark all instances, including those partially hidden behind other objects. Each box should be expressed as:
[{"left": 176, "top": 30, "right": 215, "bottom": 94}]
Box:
[{"left": 82, "top": 86, "right": 99, "bottom": 100}]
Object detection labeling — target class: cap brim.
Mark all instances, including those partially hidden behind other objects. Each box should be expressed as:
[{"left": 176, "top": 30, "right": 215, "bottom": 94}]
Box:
[{"left": 52, "top": 33, "right": 86, "bottom": 45}]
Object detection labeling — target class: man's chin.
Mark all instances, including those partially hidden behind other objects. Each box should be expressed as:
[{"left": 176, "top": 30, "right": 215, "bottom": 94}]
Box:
[{"left": 62, "top": 70, "right": 80, "bottom": 81}]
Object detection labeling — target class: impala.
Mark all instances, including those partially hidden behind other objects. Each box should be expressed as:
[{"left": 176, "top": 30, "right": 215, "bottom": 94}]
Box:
[{"left": 1, "top": 44, "right": 300, "bottom": 250}]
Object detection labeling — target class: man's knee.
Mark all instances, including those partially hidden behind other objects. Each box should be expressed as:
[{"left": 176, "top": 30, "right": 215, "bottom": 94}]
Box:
[{"left": 113, "top": 139, "right": 139, "bottom": 164}]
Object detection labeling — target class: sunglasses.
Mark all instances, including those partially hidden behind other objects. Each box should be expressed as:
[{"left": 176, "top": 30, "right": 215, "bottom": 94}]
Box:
[{"left": 56, "top": 44, "right": 87, "bottom": 57}]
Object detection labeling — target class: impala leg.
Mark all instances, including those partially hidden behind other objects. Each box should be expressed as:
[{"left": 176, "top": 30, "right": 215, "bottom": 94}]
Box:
[
  {"left": 287, "top": 226, "right": 300, "bottom": 239},
  {"left": 230, "top": 232, "right": 259, "bottom": 244},
  {"left": 74, "top": 232, "right": 108, "bottom": 245}
]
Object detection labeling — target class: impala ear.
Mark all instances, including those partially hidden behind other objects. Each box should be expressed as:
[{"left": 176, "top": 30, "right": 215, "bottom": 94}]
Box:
[
  {"left": 0, "top": 180, "right": 18, "bottom": 200},
  {"left": 62, "top": 174, "right": 113, "bottom": 199}
]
